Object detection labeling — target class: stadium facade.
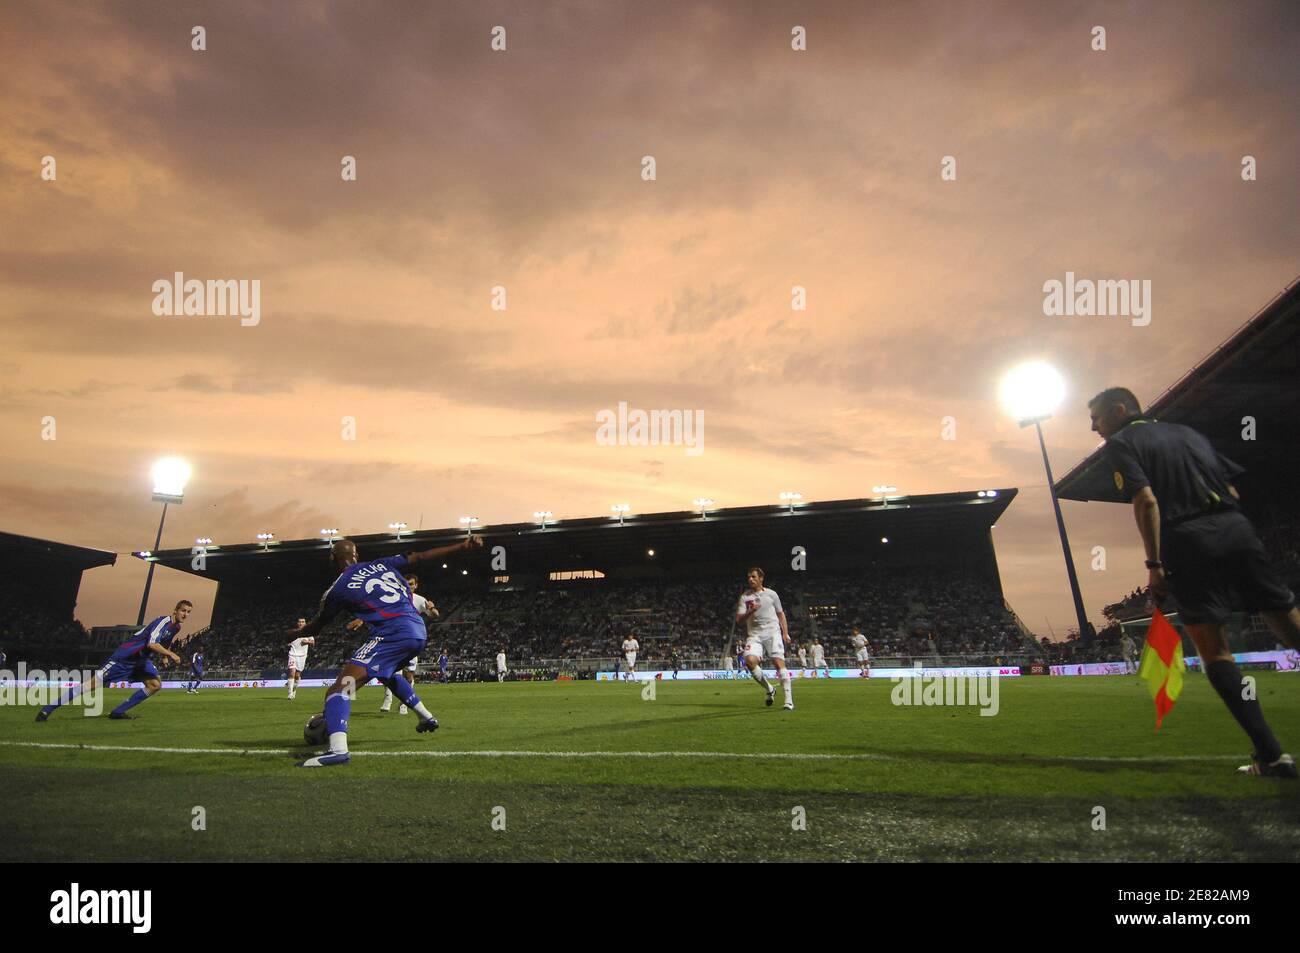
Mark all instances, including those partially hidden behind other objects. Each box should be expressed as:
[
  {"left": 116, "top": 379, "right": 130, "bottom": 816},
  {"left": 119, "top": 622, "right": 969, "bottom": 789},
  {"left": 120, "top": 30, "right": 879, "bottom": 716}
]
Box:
[{"left": 145, "top": 489, "right": 1019, "bottom": 624}]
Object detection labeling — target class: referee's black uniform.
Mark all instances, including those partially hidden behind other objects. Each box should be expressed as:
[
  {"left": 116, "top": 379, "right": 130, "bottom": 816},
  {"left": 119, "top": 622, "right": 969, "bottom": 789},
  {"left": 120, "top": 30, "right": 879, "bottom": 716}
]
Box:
[
  {"left": 1105, "top": 414, "right": 1296, "bottom": 772},
  {"left": 1106, "top": 416, "right": 1295, "bottom": 624}
]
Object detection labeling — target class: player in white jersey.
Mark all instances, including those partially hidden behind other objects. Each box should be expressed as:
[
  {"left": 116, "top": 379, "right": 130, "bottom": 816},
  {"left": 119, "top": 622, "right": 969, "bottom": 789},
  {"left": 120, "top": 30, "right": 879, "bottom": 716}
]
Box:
[
  {"left": 621, "top": 635, "right": 640, "bottom": 680},
  {"left": 850, "top": 627, "right": 871, "bottom": 677},
  {"left": 287, "top": 618, "right": 315, "bottom": 699},
  {"left": 811, "top": 637, "right": 831, "bottom": 677},
  {"left": 796, "top": 641, "right": 808, "bottom": 674},
  {"left": 380, "top": 574, "right": 438, "bottom": 713},
  {"left": 735, "top": 567, "right": 794, "bottom": 710},
  {"left": 1120, "top": 633, "right": 1137, "bottom": 675},
  {"left": 496, "top": 649, "right": 507, "bottom": 683}
]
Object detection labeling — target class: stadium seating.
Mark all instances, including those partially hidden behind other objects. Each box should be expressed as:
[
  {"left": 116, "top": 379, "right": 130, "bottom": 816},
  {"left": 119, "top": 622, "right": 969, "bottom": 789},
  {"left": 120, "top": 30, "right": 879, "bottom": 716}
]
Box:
[{"left": 177, "top": 567, "right": 1040, "bottom": 676}]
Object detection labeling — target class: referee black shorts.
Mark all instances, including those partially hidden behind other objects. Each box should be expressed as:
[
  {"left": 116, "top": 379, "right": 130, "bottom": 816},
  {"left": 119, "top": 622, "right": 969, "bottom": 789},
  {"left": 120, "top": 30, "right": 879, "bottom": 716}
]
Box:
[{"left": 1163, "top": 510, "right": 1296, "bottom": 625}]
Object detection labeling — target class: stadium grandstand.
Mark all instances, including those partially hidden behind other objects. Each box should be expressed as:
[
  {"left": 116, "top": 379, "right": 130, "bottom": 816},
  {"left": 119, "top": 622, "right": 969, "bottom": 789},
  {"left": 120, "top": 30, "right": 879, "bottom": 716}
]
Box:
[
  {"left": 0, "top": 531, "right": 116, "bottom": 670},
  {"left": 1056, "top": 275, "right": 1300, "bottom": 658},
  {"left": 140, "top": 489, "right": 1044, "bottom": 680}
]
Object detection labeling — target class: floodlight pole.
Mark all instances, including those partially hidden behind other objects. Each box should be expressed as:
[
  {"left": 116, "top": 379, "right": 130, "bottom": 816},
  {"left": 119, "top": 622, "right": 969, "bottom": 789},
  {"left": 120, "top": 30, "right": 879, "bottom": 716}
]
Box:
[
  {"left": 136, "top": 501, "right": 170, "bottom": 626},
  {"left": 1025, "top": 415, "right": 1091, "bottom": 639}
]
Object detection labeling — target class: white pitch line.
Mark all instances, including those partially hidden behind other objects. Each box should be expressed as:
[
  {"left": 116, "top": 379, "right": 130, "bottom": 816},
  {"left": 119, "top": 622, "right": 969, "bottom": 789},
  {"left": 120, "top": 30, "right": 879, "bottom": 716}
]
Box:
[{"left": 0, "top": 740, "right": 1242, "bottom": 763}]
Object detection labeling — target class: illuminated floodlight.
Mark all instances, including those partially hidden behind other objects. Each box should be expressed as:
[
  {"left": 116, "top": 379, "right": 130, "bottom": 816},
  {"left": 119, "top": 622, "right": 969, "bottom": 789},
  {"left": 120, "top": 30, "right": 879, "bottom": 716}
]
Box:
[
  {"left": 611, "top": 503, "right": 631, "bottom": 526},
  {"left": 459, "top": 516, "right": 479, "bottom": 537},
  {"left": 195, "top": 537, "right": 213, "bottom": 546},
  {"left": 998, "top": 362, "right": 1091, "bottom": 640},
  {"left": 1000, "top": 361, "right": 1066, "bottom": 425},
  {"left": 533, "top": 511, "right": 553, "bottom": 530},
  {"left": 693, "top": 498, "right": 715, "bottom": 519},
  {"left": 881, "top": 537, "right": 889, "bottom": 544},
  {"left": 151, "top": 457, "right": 190, "bottom": 503},
  {"left": 257, "top": 532, "right": 275, "bottom": 551},
  {"left": 779, "top": 491, "right": 803, "bottom": 514},
  {"left": 647, "top": 549, "right": 655, "bottom": 557},
  {"left": 389, "top": 521, "right": 408, "bottom": 540},
  {"left": 320, "top": 528, "right": 339, "bottom": 541}
]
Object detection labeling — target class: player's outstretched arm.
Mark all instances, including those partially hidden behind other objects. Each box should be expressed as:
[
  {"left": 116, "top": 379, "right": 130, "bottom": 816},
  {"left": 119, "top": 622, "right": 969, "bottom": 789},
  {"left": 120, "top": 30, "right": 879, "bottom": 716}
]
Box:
[
  {"left": 777, "top": 610, "right": 790, "bottom": 643},
  {"left": 405, "top": 534, "right": 483, "bottom": 567},
  {"left": 146, "top": 642, "right": 181, "bottom": 665}
]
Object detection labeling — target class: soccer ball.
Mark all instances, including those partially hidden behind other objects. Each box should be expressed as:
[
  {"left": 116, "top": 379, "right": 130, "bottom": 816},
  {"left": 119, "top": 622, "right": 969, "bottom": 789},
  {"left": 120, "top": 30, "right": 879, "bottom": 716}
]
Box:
[{"left": 304, "top": 713, "right": 328, "bottom": 746}]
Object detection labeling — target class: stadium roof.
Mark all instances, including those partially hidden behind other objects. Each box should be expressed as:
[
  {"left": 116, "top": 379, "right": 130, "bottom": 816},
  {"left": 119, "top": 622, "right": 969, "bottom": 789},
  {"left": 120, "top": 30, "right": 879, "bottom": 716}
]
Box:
[
  {"left": 145, "top": 489, "right": 1017, "bottom": 590},
  {"left": 0, "top": 530, "right": 118, "bottom": 571},
  {"left": 1055, "top": 275, "right": 1300, "bottom": 504}
]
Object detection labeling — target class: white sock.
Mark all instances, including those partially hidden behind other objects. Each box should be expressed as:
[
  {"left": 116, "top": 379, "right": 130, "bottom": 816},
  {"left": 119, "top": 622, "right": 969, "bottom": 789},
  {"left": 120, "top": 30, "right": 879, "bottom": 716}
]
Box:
[
  {"left": 781, "top": 670, "right": 793, "bottom": 704},
  {"left": 399, "top": 705, "right": 408, "bottom": 715},
  {"left": 381, "top": 688, "right": 392, "bottom": 709},
  {"left": 329, "top": 731, "right": 348, "bottom": 755},
  {"left": 413, "top": 701, "right": 435, "bottom": 721}
]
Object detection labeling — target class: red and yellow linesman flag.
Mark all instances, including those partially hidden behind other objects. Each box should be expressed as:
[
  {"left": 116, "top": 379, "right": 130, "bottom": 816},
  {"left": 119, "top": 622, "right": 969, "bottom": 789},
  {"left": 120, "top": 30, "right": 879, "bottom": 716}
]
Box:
[{"left": 1137, "top": 607, "right": 1185, "bottom": 729}]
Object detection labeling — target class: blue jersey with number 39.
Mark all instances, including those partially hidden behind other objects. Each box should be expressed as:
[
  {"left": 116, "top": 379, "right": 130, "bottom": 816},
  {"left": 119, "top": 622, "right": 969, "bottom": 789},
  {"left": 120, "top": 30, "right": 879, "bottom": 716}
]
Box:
[{"left": 320, "top": 554, "right": 426, "bottom": 640}]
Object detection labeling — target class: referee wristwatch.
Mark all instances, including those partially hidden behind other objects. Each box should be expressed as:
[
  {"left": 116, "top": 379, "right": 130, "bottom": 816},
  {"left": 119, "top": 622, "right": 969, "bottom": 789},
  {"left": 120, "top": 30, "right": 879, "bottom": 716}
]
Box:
[{"left": 1145, "top": 560, "right": 1163, "bottom": 569}]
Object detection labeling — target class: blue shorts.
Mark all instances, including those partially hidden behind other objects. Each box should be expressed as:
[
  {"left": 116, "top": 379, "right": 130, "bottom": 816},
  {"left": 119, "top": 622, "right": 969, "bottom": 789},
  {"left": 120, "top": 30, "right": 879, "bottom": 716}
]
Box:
[
  {"left": 349, "top": 632, "right": 426, "bottom": 681},
  {"left": 100, "top": 657, "right": 160, "bottom": 684}
]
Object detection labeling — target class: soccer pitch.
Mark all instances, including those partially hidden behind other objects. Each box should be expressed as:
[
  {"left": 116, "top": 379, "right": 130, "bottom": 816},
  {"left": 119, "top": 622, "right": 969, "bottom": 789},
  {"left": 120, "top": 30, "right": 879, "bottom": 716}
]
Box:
[{"left": 3, "top": 675, "right": 1299, "bottom": 862}]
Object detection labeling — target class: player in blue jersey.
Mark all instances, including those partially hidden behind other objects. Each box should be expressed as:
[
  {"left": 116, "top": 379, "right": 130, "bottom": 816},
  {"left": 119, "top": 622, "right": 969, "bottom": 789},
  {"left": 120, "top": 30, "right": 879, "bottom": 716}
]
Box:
[
  {"left": 186, "top": 648, "right": 205, "bottom": 694},
  {"left": 438, "top": 646, "right": 449, "bottom": 684},
  {"left": 297, "top": 536, "right": 482, "bottom": 767},
  {"left": 36, "top": 600, "right": 194, "bottom": 721}
]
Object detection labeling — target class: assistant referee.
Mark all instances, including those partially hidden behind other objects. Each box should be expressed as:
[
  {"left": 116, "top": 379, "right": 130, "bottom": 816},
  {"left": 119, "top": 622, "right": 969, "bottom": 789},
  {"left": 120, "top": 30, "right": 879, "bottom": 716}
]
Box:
[{"left": 1089, "top": 387, "right": 1300, "bottom": 778}]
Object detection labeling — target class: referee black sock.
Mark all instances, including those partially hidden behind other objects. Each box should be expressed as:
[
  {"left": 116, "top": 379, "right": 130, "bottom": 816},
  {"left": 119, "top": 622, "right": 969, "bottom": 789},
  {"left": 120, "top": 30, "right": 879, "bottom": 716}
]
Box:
[{"left": 1205, "top": 660, "right": 1283, "bottom": 763}]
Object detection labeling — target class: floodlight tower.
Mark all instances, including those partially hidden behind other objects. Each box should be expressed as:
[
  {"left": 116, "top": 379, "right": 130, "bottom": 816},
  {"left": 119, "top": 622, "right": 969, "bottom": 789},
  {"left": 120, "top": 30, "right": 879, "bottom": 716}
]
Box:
[
  {"left": 136, "top": 457, "right": 190, "bottom": 626},
  {"left": 999, "top": 361, "right": 1091, "bottom": 639}
]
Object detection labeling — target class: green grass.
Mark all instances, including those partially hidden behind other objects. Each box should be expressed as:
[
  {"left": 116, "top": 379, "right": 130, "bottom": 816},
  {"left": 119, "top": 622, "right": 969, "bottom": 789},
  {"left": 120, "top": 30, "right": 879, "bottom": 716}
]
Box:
[{"left": 3, "top": 674, "right": 1300, "bottom": 861}]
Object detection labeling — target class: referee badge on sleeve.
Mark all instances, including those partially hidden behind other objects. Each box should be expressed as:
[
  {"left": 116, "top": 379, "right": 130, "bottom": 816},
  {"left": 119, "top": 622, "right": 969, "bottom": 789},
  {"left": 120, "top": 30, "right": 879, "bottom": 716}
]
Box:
[{"left": 1113, "top": 471, "right": 1124, "bottom": 491}]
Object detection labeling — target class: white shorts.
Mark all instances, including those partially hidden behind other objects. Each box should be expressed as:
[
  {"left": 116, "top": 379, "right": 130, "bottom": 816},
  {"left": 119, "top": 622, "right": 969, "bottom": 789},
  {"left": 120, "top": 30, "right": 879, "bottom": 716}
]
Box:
[
  {"left": 744, "top": 632, "right": 785, "bottom": 660},
  {"left": 812, "top": 654, "right": 826, "bottom": 667},
  {"left": 797, "top": 652, "right": 808, "bottom": 666},
  {"left": 856, "top": 649, "right": 871, "bottom": 663},
  {"left": 288, "top": 656, "right": 307, "bottom": 673},
  {"left": 625, "top": 652, "right": 637, "bottom": 667}
]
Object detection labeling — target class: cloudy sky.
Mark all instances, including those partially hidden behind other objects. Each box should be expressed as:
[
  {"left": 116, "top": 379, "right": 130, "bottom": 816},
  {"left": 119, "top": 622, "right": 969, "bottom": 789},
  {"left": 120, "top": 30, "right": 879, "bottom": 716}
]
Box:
[{"left": 1, "top": 0, "right": 1296, "bottom": 635}]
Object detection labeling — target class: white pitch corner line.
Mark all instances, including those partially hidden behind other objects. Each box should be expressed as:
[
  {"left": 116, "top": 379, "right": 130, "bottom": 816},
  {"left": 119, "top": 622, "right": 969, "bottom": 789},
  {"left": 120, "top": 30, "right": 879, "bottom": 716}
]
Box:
[{"left": 0, "top": 741, "right": 1241, "bottom": 763}]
